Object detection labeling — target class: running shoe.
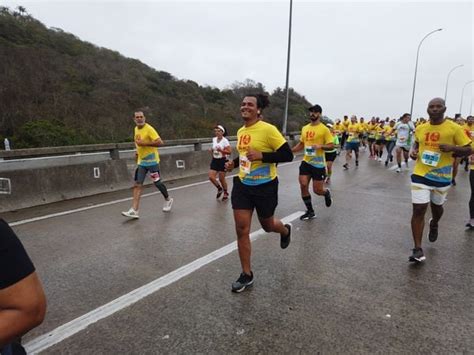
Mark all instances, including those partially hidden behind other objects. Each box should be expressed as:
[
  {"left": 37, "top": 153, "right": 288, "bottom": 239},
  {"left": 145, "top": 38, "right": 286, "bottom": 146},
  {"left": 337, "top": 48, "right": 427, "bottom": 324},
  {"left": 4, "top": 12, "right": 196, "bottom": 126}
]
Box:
[
  {"left": 280, "top": 223, "right": 292, "bottom": 249},
  {"left": 122, "top": 208, "right": 139, "bottom": 219},
  {"left": 428, "top": 218, "right": 438, "bottom": 242},
  {"left": 390, "top": 156, "right": 393, "bottom": 162},
  {"left": 231, "top": 272, "right": 254, "bottom": 293},
  {"left": 300, "top": 210, "right": 316, "bottom": 220},
  {"left": 324, "top": 189, "right": 332, "bottom": 207},
  {"left": 355, "top": 160, "right": 359, "bottom": 167},
  {"left": 378, "top": 157, "right": 382, "bottom": 162},
  {"left": 409, "top": 248, "right": 426, "bottom": 262},
  {"left": 216, "top": 187, "right": 223, "bottom": 199},
  {"left": 396, "top": 167, "right": 401, "bottom": 173},
  {"left": 222, "top": 191, "right": 229, "bottom": 201},
  {"left": 162, "top": 197, "right": 174, "bottom": 212},
  {"left": 343, "top": 163, "right": 349, "bottom": 170},
  {"left": 384, "top": 160, "right": 388, "bottom": 167},
  {"left": 465, "top": 222, "right": 474, "bottom": 229}
]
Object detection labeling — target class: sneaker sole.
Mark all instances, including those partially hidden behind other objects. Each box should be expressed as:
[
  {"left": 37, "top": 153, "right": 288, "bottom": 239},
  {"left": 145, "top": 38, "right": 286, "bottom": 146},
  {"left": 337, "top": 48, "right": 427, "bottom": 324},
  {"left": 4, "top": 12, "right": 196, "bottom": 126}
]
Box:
[
  {"left": 409, "top": 256, "right": 426, "bottom": 262},
  {"left": 300, "top": 215, "right": 316, "bottom": 221},
  {"left": 121, "top": 212, "right": 139, "bottom": 219},
  {"left": 231, "top": 280, "right": 254, "bottom": 293}
]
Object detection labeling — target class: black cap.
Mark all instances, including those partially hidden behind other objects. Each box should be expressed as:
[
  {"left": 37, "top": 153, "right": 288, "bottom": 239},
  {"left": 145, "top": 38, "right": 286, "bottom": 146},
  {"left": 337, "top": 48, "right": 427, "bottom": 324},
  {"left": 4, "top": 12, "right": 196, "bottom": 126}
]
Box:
[{"left": 308, "top": 104, "right": 322, "bottom": 113}]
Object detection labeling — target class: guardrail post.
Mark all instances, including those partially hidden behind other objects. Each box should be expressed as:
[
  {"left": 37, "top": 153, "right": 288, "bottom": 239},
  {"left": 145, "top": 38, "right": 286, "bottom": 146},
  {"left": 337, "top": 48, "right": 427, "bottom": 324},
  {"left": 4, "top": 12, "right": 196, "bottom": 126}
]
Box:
[
  {"left": 109, "top": 147, "right": 120, "bottom": 160},
  {"left": 194, "top": 142, "right": 202, "bottom": 151}
]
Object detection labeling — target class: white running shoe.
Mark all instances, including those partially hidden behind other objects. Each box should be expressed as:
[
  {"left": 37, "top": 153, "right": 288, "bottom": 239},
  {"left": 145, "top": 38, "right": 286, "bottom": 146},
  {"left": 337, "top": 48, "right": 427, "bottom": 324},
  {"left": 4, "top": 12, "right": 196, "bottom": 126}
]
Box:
[
  {"left": 378, "top": 157, "right": 382, "bottom": 162},
  {"left": 396, "top": 167, "right": 401, "bottom": 173},
  {"left": 122, "top": 208, "right": 139, "bottom": 219},
  {"left": 163, "top": 197, "right": 174, "bottom": 212}
]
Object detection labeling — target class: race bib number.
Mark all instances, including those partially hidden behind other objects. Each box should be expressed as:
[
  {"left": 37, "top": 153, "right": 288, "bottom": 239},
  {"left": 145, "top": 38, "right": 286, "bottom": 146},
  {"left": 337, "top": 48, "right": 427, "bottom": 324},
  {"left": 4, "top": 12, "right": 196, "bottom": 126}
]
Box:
[
  {"left": 239, "top": 155, "right": 251, "bottom": 174},
  {"left": 421, "top": 150, "right": 441, "bottom": 167},
  {"left": 213, "top": 149, "right": 222, "bottom": 159},
  {"left": 150, "top": 172, "right": 161, "bottom": 182},
  {"left": 305, "top": 146, "right": 316, "bottom": 156}
]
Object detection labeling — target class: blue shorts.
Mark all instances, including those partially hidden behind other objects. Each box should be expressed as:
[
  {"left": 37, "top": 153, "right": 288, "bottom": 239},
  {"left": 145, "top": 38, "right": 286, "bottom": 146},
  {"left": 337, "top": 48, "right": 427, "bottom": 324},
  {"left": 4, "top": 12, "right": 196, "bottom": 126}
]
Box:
[
  {"left": 134, "top": 164, "right": 161, "bottom": 184},
  {"left": 345, "top": 142, "right": 359, "bottom": 152}
]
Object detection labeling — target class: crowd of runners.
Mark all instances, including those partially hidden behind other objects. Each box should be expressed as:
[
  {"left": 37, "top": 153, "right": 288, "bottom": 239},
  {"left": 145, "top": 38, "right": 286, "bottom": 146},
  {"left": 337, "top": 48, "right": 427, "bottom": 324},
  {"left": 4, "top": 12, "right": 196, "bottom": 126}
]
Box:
[{"left": 119, "top": 95, "right": 474, "bottom": 292}]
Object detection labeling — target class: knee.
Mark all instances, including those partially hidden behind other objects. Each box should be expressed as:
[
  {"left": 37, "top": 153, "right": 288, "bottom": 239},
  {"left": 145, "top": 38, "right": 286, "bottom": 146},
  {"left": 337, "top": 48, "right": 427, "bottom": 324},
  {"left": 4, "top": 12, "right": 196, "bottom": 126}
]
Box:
[{"left": 235, "top": 224, "right": 250, "bottom": 238}]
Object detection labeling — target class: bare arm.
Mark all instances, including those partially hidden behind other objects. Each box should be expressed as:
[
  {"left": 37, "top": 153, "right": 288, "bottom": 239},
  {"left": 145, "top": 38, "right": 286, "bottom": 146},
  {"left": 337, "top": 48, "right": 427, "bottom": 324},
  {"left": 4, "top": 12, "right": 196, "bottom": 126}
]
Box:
[
  {"left": 291, "top": 141, "right": 304, "bottom": 153},
  {"left": 0, "top": 272, "right": 47, "bottom": 347}
]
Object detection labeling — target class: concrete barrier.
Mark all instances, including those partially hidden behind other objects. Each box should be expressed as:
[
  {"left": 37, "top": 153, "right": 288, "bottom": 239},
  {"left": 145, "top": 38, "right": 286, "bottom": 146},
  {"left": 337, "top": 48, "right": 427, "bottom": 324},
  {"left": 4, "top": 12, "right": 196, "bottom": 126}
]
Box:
[{"left": 0, "top": 135, "right": 300, "bottom": 213}]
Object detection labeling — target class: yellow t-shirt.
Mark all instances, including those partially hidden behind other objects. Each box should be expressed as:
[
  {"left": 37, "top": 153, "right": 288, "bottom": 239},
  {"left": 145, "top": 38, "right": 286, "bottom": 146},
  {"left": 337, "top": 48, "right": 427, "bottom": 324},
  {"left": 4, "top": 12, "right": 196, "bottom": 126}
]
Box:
[
  {"left": 334, "top": 123, "right": 344, "bottom": 135},
  {"left": 367, "top": 123, "right": 377, "bottom": 138},
  {"left": 346, "top": 123, "right": 361, "bottom": 142},
  {"left": 384, "top": 126, "right": 396, "bottom": 141},
  {"left": 342, "top": 120, "right": 350, "bottom": 130},
  {"left": 462, "top": 123, "right": 474, "bottom": 139},
  {"left": 134, "top": 123, "right": 161, "bottom": 166},
  {"left": 413, "top": 120, "right": 471, "bottom": 184},
  {"left": 237, "top": 120, "right": 287, "bottom": 186},
  {"left": 300, "top": 123, "right": 334, "bottom": 168}
]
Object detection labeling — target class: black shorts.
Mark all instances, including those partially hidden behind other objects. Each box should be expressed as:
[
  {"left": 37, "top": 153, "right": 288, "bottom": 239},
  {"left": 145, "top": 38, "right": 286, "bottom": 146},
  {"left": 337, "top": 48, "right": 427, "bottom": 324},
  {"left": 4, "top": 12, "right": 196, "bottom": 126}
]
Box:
[
  {"left": 299, "top": 161, "right": 326, "bottom": 181},
  {"left": 231, "top": 177, "right": 278, "bottom": 219},
  {"left": 210, "top": 158, "right": 227, "bottom": 172},
  {"left": 134, "top": 164, "right": 161, "bottom": 184},
  {"left": 375, "top": 139, "right": 386, "bottom": 145},
  {"left": 325, "top": 151, "right": 337, "bottom": 162},
  {"left": 368, "top": 137, "right": 376, "bottom": 143}
]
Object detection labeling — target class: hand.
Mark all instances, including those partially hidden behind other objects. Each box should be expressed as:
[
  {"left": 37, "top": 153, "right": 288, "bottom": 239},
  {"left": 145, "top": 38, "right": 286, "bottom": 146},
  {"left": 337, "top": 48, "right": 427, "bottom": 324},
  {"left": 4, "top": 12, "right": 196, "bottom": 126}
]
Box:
[
  {"left": 225, "top": 160, "right": 234, "bottom": 172},
  {"left": 439, "top": 144, "right": 454, "bottom": 153},
  {"left": 410, "top": 149, "right": 418, "bottom": 160},
  {"left": 135, "top": 138, "right": 146, "bottom": 147},
  {"left": 246, "top": 148, "right": 263, "bottom": 162}
]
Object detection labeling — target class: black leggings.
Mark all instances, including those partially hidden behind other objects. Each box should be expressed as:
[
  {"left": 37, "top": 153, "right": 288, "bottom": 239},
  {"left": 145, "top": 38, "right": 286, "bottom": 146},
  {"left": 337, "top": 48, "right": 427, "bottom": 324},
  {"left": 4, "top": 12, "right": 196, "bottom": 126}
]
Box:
[{"left": 470, "top": 170, "right": 474, "bottom": 219}]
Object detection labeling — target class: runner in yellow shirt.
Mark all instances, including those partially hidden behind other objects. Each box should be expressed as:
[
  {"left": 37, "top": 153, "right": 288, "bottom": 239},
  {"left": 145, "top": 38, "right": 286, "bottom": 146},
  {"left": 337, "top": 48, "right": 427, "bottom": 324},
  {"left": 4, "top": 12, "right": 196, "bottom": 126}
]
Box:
[
  {"left": 367, "top": 117, "right": 378, "bottom": 159},
  {"left": 122, "top": 111, "right": 173, "bottom": 219},
  {"left": 342, "top": 115, "right": 362, "bottom": 170},
  {"left": 466, "top": 115, "right": 474, "bottom": 229},
  {"left": 340, "top": 115, "right": 350, "bottom": 149},
  {"left": 374, "top": 121, "right": 386, "bottom": 162},
  {"left": 408, "top": 98, "right": 471, "bottom": 262},
  {"left": 225, "top": 94, "right": 293, "bottom": 292},
  {"left": 383, "top": 120, "right": 397, "bottom": 166},
  {"left": 292, "top": 104, "right": 334, "bottom": 220}
]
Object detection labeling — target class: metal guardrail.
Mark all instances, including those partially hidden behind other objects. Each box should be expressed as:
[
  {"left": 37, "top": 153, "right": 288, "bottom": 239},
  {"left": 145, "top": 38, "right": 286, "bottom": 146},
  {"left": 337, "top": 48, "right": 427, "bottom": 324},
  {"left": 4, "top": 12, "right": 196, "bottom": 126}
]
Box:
[{"left": 0, "top": 132, "right": 300, "bottom": 160}]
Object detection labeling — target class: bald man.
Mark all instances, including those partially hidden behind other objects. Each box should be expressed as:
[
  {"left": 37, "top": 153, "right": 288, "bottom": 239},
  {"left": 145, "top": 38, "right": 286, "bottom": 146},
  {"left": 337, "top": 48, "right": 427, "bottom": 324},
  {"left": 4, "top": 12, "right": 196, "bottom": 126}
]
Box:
[{"left": 408, "top": 98, "right": 472, "bottom": 262}]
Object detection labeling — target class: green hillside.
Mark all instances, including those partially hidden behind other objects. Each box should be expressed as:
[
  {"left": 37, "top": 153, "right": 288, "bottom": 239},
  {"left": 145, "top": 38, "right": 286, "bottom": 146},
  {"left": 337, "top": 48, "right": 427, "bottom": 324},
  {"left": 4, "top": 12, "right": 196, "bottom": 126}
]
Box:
[{"left": 0, "top": 6, "right": 314, "bottom": 148}]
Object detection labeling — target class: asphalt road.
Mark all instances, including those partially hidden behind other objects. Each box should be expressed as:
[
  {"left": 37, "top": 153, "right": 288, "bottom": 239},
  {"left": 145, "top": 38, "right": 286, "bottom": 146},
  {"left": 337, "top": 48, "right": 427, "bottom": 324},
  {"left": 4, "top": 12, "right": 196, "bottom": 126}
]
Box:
[{"left": 4, "top": 152, "right": 473, "bottom": 354}]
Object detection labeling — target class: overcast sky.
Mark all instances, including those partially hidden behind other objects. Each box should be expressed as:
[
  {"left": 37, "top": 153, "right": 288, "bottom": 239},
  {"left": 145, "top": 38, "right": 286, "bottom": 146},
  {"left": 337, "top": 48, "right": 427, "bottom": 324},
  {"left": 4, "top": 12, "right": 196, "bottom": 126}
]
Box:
[{"left": 4, "top": 0, "right": 474, "bottom": 119}]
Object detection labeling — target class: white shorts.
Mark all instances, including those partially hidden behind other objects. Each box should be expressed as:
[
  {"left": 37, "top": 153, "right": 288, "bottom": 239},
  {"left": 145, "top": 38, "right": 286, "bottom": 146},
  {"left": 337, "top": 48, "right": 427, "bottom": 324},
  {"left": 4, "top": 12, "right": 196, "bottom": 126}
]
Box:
[{"left": 411, "top": 182, "right": 450, "bottom": 205}]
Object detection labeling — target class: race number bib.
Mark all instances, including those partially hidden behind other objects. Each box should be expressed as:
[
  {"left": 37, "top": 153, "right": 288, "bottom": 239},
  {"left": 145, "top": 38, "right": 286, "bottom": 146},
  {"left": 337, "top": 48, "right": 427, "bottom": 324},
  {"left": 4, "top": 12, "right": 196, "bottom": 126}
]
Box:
[
  {"left": 421, "top": 150, "right": 441, "bottom": 167},
  {"left": 305, "top": 146, "right": 316, "bottom": 156},
  {"left": 213, "top": 149, "right": 222, "bottom": 159},
  {"left": 239, "top": 155, "right": 251, "bottom": 174}
]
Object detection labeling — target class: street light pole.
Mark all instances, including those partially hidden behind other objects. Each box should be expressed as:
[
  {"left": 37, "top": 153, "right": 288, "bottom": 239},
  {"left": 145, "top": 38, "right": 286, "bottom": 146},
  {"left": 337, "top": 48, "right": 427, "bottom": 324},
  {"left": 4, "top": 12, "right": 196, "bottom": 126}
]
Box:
[
  {"left": 409, "top": 28, "right": 443, "bottom": 118},
  {"left": 444, "top": 64, "right": 463, "bottom": 105},
  {"left": 459, "top": 80, "right": 474, "bottom": 115},
  {"left": 282, "top": 0, "right": 293, "bottom": 135}
]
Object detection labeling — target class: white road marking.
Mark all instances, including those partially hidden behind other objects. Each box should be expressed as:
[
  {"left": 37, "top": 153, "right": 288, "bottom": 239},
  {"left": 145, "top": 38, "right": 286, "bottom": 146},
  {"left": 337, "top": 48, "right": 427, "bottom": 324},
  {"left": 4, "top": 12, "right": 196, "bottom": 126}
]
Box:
[
  {"left": 9, "top": 160, "right": 299, "bottom": 227},
  {"left": 24, "top": 211, "right": 303, "bottom": 354}
]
